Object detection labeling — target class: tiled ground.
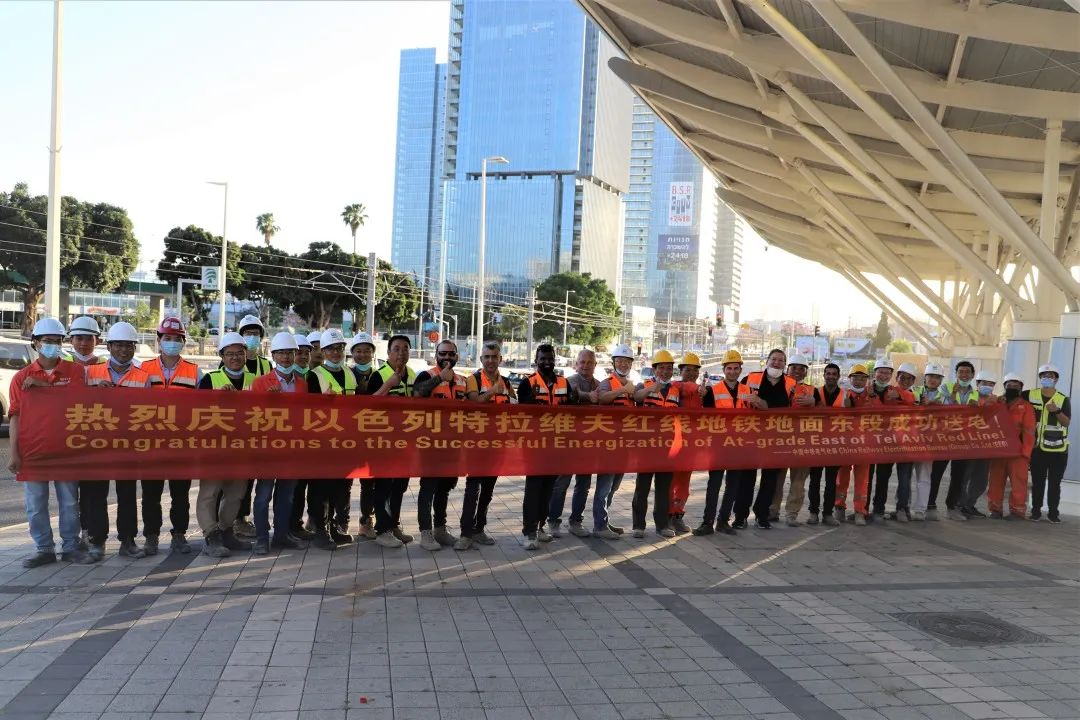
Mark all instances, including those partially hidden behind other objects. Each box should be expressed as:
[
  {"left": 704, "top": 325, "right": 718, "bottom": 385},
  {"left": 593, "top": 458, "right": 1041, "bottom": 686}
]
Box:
[{"left": 0, "top": 473, "right": 1077, "bottom": 720}]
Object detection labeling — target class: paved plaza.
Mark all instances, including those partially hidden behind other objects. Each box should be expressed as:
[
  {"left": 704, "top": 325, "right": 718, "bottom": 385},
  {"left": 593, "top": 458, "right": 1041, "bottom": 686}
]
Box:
[{"left": 0, "top": 474, "right": 1077, "bottom": 720}]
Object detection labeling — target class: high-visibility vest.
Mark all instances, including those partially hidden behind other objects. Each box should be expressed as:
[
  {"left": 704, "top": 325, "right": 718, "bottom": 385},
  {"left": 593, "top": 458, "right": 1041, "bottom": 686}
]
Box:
[
  {"left": 913, "top": 386, "right": 949, "bottom": 405},
  {"left": 847, "top": 388, "right": 876, "bottom": 408},
  {"left": 377, "top": 364, "right": 416, "bottom": 397},
  {"left": 791, "top": 382, "right": 816, "bottom": 404},
  {"left": 312, "top": 365, "right": 358, "bottom": 395},
  {"left": 1027, "top": 389, "right": 1069, "bottom": 452},
  {"left": 641, "top": 378, "right": 681, "bottom": 408},
  {"left": 142, "top": 357, "right": 199, "bottom": 390},
  {"left": 710, "top": 381, "right": 752, "bottom": 409},
  {"left": 86, "top": 362, "right": 149, "bottom": 388},
  {"left": 475, "top": 370, "right": 511, "bottom": 404},
  {"left": 528, "top": 373, "right": 569, "bottom": 406},
  {"left": 206, "top": 368, "right": 254, "bottom": 390},
  {"left": 426, "top": 366, "right": 466, "bottom": 400},
  {"left": 607, "top": 374, "right": 636, "bottom": 407},
  {"left": 945, "top": 381, "right": 979, "bottom": 405},
  {"left": 744, "top": 371, "right": 796, "bottom": 402},
  {"left": 820, "top": 386, "right": 846, "bottom": 408},
  {"left": 220, "top": 356, "right": 272, "bottom": 376}
]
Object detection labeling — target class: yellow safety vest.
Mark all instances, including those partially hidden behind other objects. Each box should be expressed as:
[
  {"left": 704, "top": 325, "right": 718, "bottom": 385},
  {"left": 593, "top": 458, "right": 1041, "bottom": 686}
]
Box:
[
  {"left": 312, "top": 365, "right": 358, "bottom": 395},
  {"left": 377, "top": 364, "right": 416, "bottom": 397},
  {"left": 207, "top": 369, "right": 254, "bottom": 390},
  {"left": 1027, "top": 389, "right": 1069, "bottom": 452}
]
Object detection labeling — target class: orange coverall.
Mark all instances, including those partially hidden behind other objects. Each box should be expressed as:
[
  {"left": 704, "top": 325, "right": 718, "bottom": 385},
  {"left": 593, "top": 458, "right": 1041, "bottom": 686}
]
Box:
[
  {"left": 669, "top": 381, "right": 703, "bottom": 516},
  {"left": 987, "top": 397, "right": 1035, "bottom": 517},
  {"left": 835, "top": 386, "right": 914, "bottom": 517}
]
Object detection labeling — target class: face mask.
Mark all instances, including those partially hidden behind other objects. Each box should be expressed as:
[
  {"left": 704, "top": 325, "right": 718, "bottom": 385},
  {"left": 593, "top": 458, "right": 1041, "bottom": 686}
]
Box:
[
  {"left": 160, "top": 340, "right": 183, "bottom": 357},
  {"left": 38, "top": 343, "right": 61, "bottom": 360},
  {"left": 243, "top": 335, "right": 260, "bottom": 351},
  {"left": 275, "top": 363, "right": 292, "bottom": 375},
  {"left": 1005, "top": 388, "right": 1021, "bottom": 401},
  {"left": 957, "top": 379, "right": 971, "bottom": 388},
  {"left": 72, "top": 350, "right": 96, "bottom": 362},
  {"left": 223, "top": 367, "right": 244, "bottom": 378},
  {"left": 873, "top": 380, "right": 889, "bottom": 391},
  {"left": 1040, "top": 377, "right": 1055, "bottom": 389},
  {"left": 355, "top": 362, "right": 372, "bottom": 372},
  {"left": 322, "top": 359, "right": 341, "bottom": 370},
  {"left": 849, "top": 385, "right": 865, "bottom": 394},
  {"left": 978, "top": 384, "right": 993, "bottom": 396},
  {"left": 766, "top": 367, "right": 783, "bottom": 379},
  {"left": 292, "top": 364, "right": 308, "bottom": 376}
]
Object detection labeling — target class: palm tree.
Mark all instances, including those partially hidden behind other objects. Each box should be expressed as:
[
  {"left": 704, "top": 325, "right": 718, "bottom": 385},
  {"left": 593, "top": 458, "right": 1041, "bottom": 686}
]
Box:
[
  {"left": 341, "top": 203, "right": 368, "bottom": 256},
  {"left": 255, "top": 213, "right": 280, "bottom": 247}
]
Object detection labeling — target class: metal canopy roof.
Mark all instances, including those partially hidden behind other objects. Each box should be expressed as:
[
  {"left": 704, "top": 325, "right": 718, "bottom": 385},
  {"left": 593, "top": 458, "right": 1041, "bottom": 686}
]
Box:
[{"left": 578, "top": 0, "right": 1080, "bottom": 348}]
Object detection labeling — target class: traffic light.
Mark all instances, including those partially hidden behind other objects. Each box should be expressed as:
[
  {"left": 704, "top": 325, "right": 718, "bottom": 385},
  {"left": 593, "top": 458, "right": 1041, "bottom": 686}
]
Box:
[
  {"left": 814, "top": 324, "right": 820, "bottom": 337},
  {"left": 715, "top": 310, "right": 724, "bottom": 327}
]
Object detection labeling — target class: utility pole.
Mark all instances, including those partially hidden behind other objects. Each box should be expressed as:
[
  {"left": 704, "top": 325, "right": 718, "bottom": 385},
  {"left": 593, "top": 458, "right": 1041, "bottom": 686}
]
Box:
[
  {"left": 562, "top": 289, "right": 576, "bottom": 347},
  {"left": 365, "top": 251, "right": 376, "bottom": 335},
  {"left": 526, "top": 287, "right": 536, "bottom": 365},
  {"left": 416, "top": 274, "right": 424, "bottom": 356},
  {"left": 44, "top": 0, "right": 64, "bottom": 321},
  {"left": 665, "top": 286, "right": 673, "bottom": 348}
]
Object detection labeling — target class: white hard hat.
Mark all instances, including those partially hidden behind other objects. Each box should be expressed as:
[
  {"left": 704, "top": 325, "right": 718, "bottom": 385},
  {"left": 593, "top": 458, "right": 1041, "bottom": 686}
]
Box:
[
  {"left": 1002, "top": 372, "right": 1024, "bottom": 386},
  {"left": 896, "top": 362, "right": 918, "bottom": 376},
  {"left": 1038, "top": 363, "right": 1060, "bottom": 377},
  {"left": 237, "top": 314, "right": 265, "bottom": 335},
  {"left": 787, "top": 354, "right": 809, "bottom": 367},
  {"left": 349, "top": 332, "right": 376, "bottom": 351},
  {"left": 875, "top": 359, "right": 894, "bottom": 371},
  {"left": 32, "top": 317, "right": 66, "bottom": 338},
  {"left": 612, "top": 344, "right": 634, "bottom": 359},
  {"left": 975, "top": 369, "right": 997, "bottom": 384},
  {"left": 320, "top": 328, "right": 346, "bottom": 348},
  {"left": 270, "top": 331, "right": 298, "bottom": 353},
  {"left": 294, "top": 333, "right": 312, "bottom": 349},
  {"left": 307, "top": 331, "right": 322, "bottom": 346},
  {"left": 106, "top": 322, "right": 138, "bottom": 343},
  {"left": 68, "top": 316, "right": 101, "bottom": 337},
  {"left": 924, "top": 363, "right": 946, "bottom": 377},
  {"left": 218, "top": 332, "right": 246, "bottom": 352}
]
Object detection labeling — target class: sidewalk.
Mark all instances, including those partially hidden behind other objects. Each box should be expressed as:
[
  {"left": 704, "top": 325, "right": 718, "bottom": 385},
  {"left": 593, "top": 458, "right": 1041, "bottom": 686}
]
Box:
[{"left": 0, "top": 473, "right": 1077, "bottom": 720}]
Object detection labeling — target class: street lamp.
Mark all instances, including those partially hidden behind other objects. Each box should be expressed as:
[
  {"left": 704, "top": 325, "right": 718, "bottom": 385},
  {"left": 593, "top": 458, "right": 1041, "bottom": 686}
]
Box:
[
  {"left": 207, "top": 181, "right": 229, "bottom": 335},
  {"left": 562, "top": 289, "right": 577, "bottom": 347},
  {"left": 476, "top": 154, "right": 509, "bottom": 367}
]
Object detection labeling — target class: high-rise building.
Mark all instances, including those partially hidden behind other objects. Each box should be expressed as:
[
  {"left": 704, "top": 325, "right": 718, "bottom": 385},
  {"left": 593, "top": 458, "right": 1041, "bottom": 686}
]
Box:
[
  {"left": 620, "top": 97, "right": 742, "bottom": 328},
  {"left": 391, "top": 0, "right": 632, "bottom": 308}
]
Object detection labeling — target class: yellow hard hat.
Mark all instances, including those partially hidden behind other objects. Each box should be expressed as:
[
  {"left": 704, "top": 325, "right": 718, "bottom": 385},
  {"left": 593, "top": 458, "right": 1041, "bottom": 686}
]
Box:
[
  {"left": 678, "top": 352, "right": 702, "bottom": 368},
  {"left": 652, "top": 349, "right": 675, "bottom": 365},
  {"left": 721, "top": 349, "right": 743, "bottom": 365},
  {"left": 849, "top": 363, "right": 869, "bottom": 376}
]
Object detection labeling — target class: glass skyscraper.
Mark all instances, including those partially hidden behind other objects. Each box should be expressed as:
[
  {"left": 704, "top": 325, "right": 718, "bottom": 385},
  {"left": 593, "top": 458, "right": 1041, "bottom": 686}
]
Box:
[{"left": 391, "top": 0, "right": 632, "bottom": 306}]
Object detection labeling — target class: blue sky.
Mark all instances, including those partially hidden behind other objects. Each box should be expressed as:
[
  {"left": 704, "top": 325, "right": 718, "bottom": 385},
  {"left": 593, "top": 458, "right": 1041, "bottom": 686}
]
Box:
[{"left": 0, "top": 0, "right": 909, "bottom": 330}]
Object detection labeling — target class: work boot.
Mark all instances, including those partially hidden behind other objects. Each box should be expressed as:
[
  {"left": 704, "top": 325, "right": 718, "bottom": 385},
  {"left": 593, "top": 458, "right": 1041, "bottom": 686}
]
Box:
[
  {"left": 312, "top": 531, "right": 337, "bottom": 551},
  {"left": 143, "top": 535, "right": 159, "bottom": 556},
  {"left": 375, "top": 531, "right": 402, "bottom": 548},
  {"left": 523, "top": 535, "right": 539, "bottom": 551},
  {"left": 60, "top": 548, "right": 93, "bottom": 564},
  {"left": 632, "top": 528, "right": 645, "bottom": 538},
  {"left": 335, "top": 519, "right": 350, "bottom": 535},
  {"left": 671, "top": 516, "right": 691, "bottom": 534},
  {"left": 88, "top": 544, "right": 105, "bottom": 562},
  {"left": 22, "top": 552, "right": 57, "bottom": 569},
  {"left": 78, "top": 530, "right": 89, "bottom": 552},
  {"left": 420, "top": 530, "right": 442, "bottom": 551},
  {"left": 768, "top": 514, "right": 780, "bottom": 522},
  {"left": 965, "top": 506, "right": 987, "bottom": 519},
  {"left": 233, "top": 518, "right": 256, "bottom": 538},
  {"left": 717, "top": 520, "right": 737, "bottom": 535},
  {"left": 755, "top": 518, "right": 772, "bottom": 530},
  {"left": 592, "top": 525, "right": 620, "bottom": 540},
  {"left": 658, "top": 527, "right": 676, "bottom": 538},
  {"left": 202, "top": 530, "right": 230, "bottom": 558},
  {"left": 170, "top": 533, "right": 191, "bottom": 554},
  {"left": 252, "top": 539, "right": 270, "bottom": 555},
  {"left": 392, "top": 527, "right": 413, "bottom": 544},
  {"left": 433, "top": 526, "right": 457, "bottom": 546},
  {"left": 271, "top": 533, "right": 308, "bottom": 550},
  {"left": 472, "top": 531, "right": 496, "bottom": 546},
  {"left": 786, "top": 515, "right": 801, "bottom": 527},
  {"left": 118, "top": 539, "right": 146, "bottom": 559},
  {"left": 692, "top": 522, "right": 714, "bottom": 536},
  {"left": 222, "top": 528, "right": 252, "bottom": 552},
  {"left": 568, "top": 521, "right": 590, "bottom": 538},
  {"left": 329, "top": 528, "right": 354, "bottom": 545},
  {"left": 453, "top": 536, "right": 474, "bottom": 551},
  {"left": 947, "top": 508, "right": 968, "bottom": 521},
  {"left": 546, "top": 520, "right": 563, "bottom": 538},
  {"left": 731, "top": 518, "right": 747, "bottom": 530},
  {"left": 853, "top": 514, "right": 867, "bottom": 526},
  {"left": 290, "top": 525, "right": 315, "bottom": 541},
  {"left": 358, "top": 520, "right": 376, "bottom": 540},
  {"left": 537, "top": 529, "right": 554, "bottom": 543},
  {"left": 1048, "top": 514, "right": 1062, "bottom": 524},
  {"left": 822, "top": 514, "right": 840, "bottom": 527},
  {"left": 1029, "top": 510, "right": 1042, "bottom": 522},
  {"left": 806, "top": 514, "right": 820, "bottom": 525},
  {"left": 895, "top": 510, "right": 910, "bottom": 523}
]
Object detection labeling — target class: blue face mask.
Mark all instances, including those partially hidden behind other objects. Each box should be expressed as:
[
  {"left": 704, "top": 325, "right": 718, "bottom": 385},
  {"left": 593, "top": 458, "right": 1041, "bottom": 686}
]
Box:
[
  {"left": 223, "top": 367, "right": 244, "bottom": 378},
  {"left": 849, "top": 385, "right": 865, "bottom": 394},
  {"left": 274, "top": 363, "right": 292, "bottom": 375},
  {"left": 292, "top": 364, "right": 308, "bottom": 376},
  {"left": 355, "top": 362, "right": 372, "bottom": 372},
  {"left": 957, "top": 379, "right": 972, "bottom": 388},
  {"left": 1040, "top": 377, "right": 1055, "bottom": 389},
  {"left": 322, "top": 359, "right": 341, "bottom": 370},
  {"left": 160, "top": 340, "right": 183, "bottom": 357},
  {"left": 38, "top": 343, "right": 61, "bottom": 360},
  {"left": 243, "top": 335, "right": 260, "bottom": 351},
  {"left": 978, "top": 384, "right": 993, "bottom": 396}
]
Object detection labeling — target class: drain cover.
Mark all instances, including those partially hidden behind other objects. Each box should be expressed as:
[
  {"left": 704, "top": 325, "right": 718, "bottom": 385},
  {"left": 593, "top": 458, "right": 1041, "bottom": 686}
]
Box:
[{"left": 893, "top": 611, "right": 1052, "bottom": 647}]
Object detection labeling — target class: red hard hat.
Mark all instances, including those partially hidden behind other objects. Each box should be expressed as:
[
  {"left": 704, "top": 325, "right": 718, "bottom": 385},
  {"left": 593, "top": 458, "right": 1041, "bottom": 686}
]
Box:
[{"left": 158, "top": 316, "right": 186, "bottom": 337}]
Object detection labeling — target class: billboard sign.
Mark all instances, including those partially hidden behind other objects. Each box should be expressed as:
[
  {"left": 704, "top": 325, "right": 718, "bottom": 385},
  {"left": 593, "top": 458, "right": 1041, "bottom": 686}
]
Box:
[
  {"left": 201, "top": 266, "right": 220, "bottom": 291},
  {"left": 657, "top": 234, "right": 698, "bottom": 270},
  {"left": 668, "top": 182, "right": 694, "bottom": 226},
  {"left": 832, "top": 337, "right": 872, "bottom": 357},
  {"left": 794, "top": 335, "right": 830, "bottom": 360}
]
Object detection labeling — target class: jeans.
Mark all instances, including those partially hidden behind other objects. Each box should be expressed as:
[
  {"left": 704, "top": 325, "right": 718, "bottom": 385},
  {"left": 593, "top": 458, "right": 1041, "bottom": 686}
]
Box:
[
  {"left": 894, "top": 463, "right": 913, "bottom": 511},
  {"left": 807, "top": 466, "right": 838, "bottom": 516},
  {"left": 960, "top": 459, "right": 991, "bottom": 509},
  {"left": 1030, "top": 448, "right": 1067, "bottom": 518},
  {"left": 925, "top": 460, "right": 950, "bottom": 510},
  {"left": 373, "top": 478, "right": 409, "bottom": 534},
  {"left": 460, "top": 476, "right": 497, "bottom": 537},
  {"left": 253, "top": 479, "right": 296, "bottom": 542},
  {"left": 25, "top": 481, "right": 79, "bottom": 554},
  {"left": 548, "top": 474, "right": 590, "bottom": 525},
  {"left": 418, "top": 477, "right": 458, "bottom": 531},
  {"left": 870, "top": 464, "right": 893, "bottom": 515},
  {"left": 79, "top": 480, "right": 111, "bottom": 546},
  {"left": 141, "top": 479, "right": 191, "bottom": 537},
  {"left": 592, "top": 474, "right": 621, "bottom": 530},
  {"left": 606, "top": 474, "right": 623, "bottom": 507},
  {"left": 522, "top": 475, "right": 557, "bottom": 536},
  {"left": 702, "top": 469, "right": 743, "bottom": 525},
  {"left": 631, "top": 472, "right": 671, "bottom": 531}
]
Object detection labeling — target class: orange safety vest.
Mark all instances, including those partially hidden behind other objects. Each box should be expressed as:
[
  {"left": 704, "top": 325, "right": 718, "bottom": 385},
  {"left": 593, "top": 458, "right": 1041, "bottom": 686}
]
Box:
[
  {"left": 142, "top": 357, "right": 199, "bottom": 390},
  {"left": 86, "top": 361, "right": 149, "bottom": 388},
  {"left": 528, "top": 373, "right": 569, "bottom": 406},
  {"left": 710, "top": 380, "right": 752, "bottom": 409},
  {"left": 846, "top": 388, "right": 876, "bottom": 408},
  {"left": 744, "top": 371, "right": 797, "bottom": 401},
  {"left": 791, "top": 382, "right": 816, "bottom": 403},
  {"left": 427, "top": 366, "right": 467, "bottom": 400},
  {"left": 475, "top": 370, "right": 511, "bottom": 404},
  {"left": 642, "top": 378, "right": 681, "bottom": 408},
  {"left": 607, "top": 374, "right": 635, "bottom": 407},
  {"left": 821, "top": 385, "right": 847, "bottom": 408}
]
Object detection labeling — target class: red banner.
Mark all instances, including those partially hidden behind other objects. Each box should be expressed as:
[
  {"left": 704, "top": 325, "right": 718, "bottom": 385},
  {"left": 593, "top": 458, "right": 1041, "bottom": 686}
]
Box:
[{"left": 16, "top": 387, "right": 1022, "bottom": 481}]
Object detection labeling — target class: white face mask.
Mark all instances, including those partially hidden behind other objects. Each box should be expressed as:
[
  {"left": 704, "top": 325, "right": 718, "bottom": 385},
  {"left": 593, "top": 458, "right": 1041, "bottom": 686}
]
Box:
[{"left": 766, "top": 367, "right": 783, "bottom": 379}]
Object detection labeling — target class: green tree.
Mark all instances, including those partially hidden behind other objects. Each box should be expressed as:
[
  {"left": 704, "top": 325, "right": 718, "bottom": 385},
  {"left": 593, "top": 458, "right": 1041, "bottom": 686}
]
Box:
[
  {"left": 492, "top": 304, "right": 527, "bottom": 341},
  {"left": 373, "top": 260, "right": 419, "bottom": 330},
  {"left": 127, "top": 300, "right": 157, "bottom": 331},
  {"left": 887, "top": 338, "right": 913, "bottom": 354},
  {"left": 0, "top": 183, "right": 139, "bottom": 333},
  {"left": 156, "top": 225, "right": 244, "bottom": 327},
  {"left": 255, "top": 213, "right": 280, "bottom": 247},
  {"left": 341, "top": 203, "right": 368, "bottom": 256},
  {"left": 441, "top": 285, "right": 475, "bottom": 339},
  {"left": 533, "top": 272, "right": 620, "bottom": 345},
  {"left": 870, "top": 311, "right": 892, "bottom": 350}
]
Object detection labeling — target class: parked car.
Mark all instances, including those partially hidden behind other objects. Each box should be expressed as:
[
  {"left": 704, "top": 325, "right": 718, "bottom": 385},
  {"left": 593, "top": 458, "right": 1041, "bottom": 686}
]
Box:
[{"left": 0, "top": 339, "right": 35, "bottom": 432}]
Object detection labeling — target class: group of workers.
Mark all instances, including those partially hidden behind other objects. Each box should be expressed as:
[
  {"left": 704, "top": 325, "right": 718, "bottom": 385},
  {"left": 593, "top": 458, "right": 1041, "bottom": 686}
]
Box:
[{"left": 10, "top": 315, "right": 1070, "bottom": 568}]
